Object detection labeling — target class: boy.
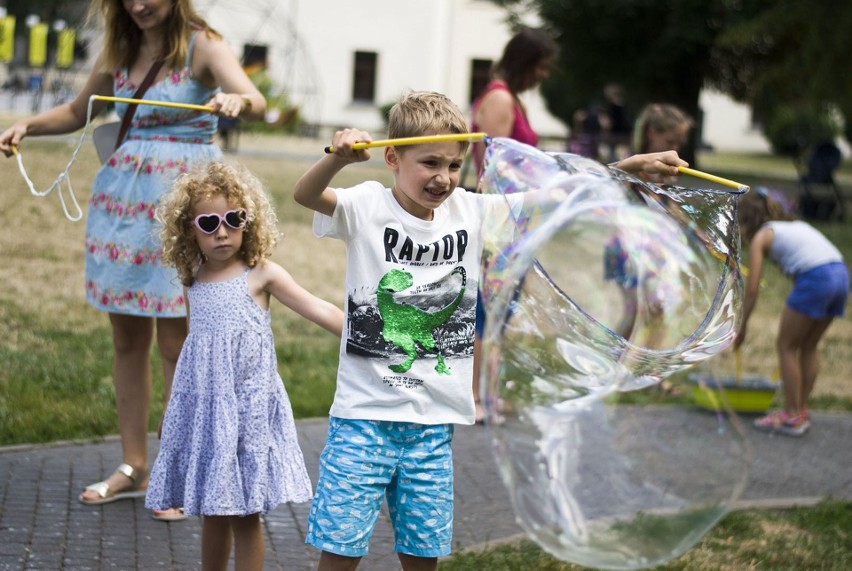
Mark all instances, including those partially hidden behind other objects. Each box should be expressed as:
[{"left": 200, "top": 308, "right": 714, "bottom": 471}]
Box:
[{"left": 293, "top": 91, "right": 686, "bottom": 570}]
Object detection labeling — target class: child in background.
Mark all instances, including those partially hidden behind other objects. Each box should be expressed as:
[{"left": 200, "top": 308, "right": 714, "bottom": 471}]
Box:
[
  {"left": 604, "top": 103, "right": 694, "bottom": 345},
  {"left": 293, "top": 91, "right": 686, "bottom": 570},
  {"left": 735, "top": 189, "right": 849, "bottom": 436},
  {"left": 631, "top": 103, "right": 694, "bottom": 183},
  {"left": 604, "top": 103, "right": 692, "bottom": 344},
  {"left": 145, "top": 162, "right": 343, "bottom": 570}
]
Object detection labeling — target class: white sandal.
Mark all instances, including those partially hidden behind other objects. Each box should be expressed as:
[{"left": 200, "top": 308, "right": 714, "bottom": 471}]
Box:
[{"left": 79, "top": 463, "right": 147, "bottom": 505}]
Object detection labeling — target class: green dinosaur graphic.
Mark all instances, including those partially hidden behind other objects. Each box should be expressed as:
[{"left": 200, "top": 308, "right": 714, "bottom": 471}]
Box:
[{"left": 377, "top": 267, "right": 467, "bottom": 375}]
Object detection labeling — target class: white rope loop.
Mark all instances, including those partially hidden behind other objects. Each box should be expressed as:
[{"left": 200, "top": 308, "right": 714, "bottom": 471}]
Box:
[{"left": 13, "top": 96, "right": 101, "bottom": 222}]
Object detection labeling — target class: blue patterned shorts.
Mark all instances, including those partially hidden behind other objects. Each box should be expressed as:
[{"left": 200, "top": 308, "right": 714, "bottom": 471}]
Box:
[{"left": 305, "top": 417, "right": 455, "bottom": 558}]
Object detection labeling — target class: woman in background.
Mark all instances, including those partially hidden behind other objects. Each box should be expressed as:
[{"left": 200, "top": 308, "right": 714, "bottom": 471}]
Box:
[
  {"left": 469, "top": 28, "right": 558, "bottom": 422},
  {"left": 470, "top": 27, "right": 558, "bottom": 174}
]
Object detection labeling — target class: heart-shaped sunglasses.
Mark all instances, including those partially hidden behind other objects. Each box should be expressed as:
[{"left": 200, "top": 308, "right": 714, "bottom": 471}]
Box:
[{"left": 193, "top": 209, "right": 248, "bottom": 234}]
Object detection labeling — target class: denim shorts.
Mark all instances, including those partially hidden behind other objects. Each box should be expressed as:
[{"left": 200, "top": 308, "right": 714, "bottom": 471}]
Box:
[
  {"left": 787, "top": 262, "right": 849, "bottom": 319},
  {"left": 305, "top": 417, "right": 454, "bottom": 558}
]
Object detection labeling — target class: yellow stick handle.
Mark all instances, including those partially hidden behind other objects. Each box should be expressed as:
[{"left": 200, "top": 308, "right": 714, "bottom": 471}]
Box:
[
  {"left": 677, "top": 166, "right": 749, "bottom": 191},
  {"left": 324, "top": 132, "right": 487, "bottom": 154},
  {"left": 92, "top": 95, "right": 213, "bottom": 112}
]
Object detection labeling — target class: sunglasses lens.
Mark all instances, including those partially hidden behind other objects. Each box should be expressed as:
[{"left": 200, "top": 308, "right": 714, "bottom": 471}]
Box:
[
  {"left": 225, "top": 209, "right": 246, "bottom": 229},
  {"left": 196, "top": 215, "right": 221, "bottom": 233}
]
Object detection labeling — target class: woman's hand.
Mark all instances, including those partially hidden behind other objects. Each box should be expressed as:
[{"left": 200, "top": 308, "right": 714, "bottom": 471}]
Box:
[
  {"left": 0, "top": 122, "right": 28, "bottom": 157},
  {"left": 206, "top": 92, "right": 252, "bottom": 118},
  {"left": 614, "top": 150, "right": 687, "bottom": 176}
]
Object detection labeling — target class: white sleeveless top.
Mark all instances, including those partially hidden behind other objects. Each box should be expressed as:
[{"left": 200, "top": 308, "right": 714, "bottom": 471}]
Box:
[{"left": 765, "top": 220, "right": 842, "bottom": 276}]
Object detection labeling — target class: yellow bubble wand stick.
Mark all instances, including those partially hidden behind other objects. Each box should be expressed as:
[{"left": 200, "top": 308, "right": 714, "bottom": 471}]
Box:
[
  {"left": 324, "top": 132, "right": 487, "bottom": 154},
  {"left": 92, "top": 95, "right": 214, "bottom": 113},
  {"left": 322, "top": 134, "right": 753, "bottom": 279},
  {"left": 322, "top": 134, "right": 756, "bottom": 285},
  {"left": 677, "top": 166, "right": 749, "bottom": 191},
  {"left": 324, "top": 135, "right": 749, "bottom": 193},
  {"left": 13, "top": 95, "right": 215, "bottom": 222}
]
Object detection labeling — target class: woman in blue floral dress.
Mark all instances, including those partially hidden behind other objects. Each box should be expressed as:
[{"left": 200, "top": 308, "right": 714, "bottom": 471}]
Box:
[{"left": 0, "top": 0, "right": 265, "bottom": 520}]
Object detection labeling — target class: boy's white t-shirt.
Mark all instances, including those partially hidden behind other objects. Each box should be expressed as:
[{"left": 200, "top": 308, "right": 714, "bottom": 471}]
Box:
[{"left": 313, "top": 181, "right": 513, "bottom": 425}]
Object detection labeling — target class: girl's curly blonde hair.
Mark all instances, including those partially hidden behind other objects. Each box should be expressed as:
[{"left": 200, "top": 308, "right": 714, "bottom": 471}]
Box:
[{"left": 157, "top": 162, "right": 280, "bottom": 286}]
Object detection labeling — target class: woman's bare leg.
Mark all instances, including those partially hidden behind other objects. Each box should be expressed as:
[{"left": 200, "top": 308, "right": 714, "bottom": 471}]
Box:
[
  {"left": 472, "top": 334, "right": 484, "bottom": 422},
  {"left": 155, "top": 316, "right": 187, "bottom": 404},
  {"left": 80, "top": 313, "right": 154, "bottom": 500}
]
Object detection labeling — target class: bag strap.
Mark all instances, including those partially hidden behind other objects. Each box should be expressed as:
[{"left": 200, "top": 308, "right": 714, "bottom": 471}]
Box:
[{"left": 114, "top": 60, "right": 165, "bottom": 151}]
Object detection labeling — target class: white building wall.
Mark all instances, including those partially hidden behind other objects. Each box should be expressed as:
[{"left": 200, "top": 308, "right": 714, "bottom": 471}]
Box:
[
  {"left": 293, "top": 0, "right": 451, "bottom": 129},
  {"left": 17, "top": 0, "right": 833, "bottom": 154},
  {"left": 699, "top": 90, "right": 771, "bottom": 153},
  {"left": 188, "top": 0, "right": 791, "bottom": 153},
  {"left": 194, "top": 0, "right": 567, "bottom": 139}
]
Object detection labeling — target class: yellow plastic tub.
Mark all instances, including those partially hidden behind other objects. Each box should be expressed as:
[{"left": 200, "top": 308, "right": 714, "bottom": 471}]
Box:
[{"left": 688, "top": 374, "right": 778, "bottom": 413}]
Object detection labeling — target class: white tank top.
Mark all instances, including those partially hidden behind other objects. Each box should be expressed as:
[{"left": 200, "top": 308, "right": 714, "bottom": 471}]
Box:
[{"left": 765, "top": 220, "right": 842, "bottom": 276}]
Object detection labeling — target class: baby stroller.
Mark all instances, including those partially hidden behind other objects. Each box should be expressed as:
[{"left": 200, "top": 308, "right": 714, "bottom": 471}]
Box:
[{"left": 797, "top": 141, "right": 845, "bottom": 221}]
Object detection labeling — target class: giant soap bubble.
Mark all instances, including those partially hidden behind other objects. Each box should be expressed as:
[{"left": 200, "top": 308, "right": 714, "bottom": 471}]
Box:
[{"left": 478, "top": 138, "right": 751, "bottom": 570}]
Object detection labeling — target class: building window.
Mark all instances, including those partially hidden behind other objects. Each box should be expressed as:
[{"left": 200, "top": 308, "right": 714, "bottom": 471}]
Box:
[
  {"left": 242, "top": 44, "right": 268, "bottom": 70},
  {"left": 352, "top": 51, "right": 377, "bottom": 103},
  {"left": 469, "top": 58, "right": 492, "bottom": 103}
]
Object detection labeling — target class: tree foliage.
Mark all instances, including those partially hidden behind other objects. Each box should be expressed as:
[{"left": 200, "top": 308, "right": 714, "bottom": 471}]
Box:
[
  {"left": 709, "top": 0, "right": 850, "bottom": 154},
  {"left": 496, "top": 1, "right": 733, "bottom": 134},
  {"left": 495, "top": 0, "right": 851, "bottom": 154},
  {"left": 710, "top": 1, "right": 851, "bottom": 112}
]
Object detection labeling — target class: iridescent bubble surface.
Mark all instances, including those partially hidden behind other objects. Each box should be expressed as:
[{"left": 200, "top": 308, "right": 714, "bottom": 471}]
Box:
[{"left": 478, "top": 138, "right": 752, "bottom": 570}]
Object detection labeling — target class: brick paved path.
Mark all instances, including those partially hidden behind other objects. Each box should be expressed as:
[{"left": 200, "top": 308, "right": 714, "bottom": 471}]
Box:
[{"left": 1, "top": 413, "right": 850, "bottom": 570}]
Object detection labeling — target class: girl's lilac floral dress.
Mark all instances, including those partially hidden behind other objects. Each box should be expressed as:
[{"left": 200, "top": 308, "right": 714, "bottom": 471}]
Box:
[
  {"left": 85, "top": 33, "right": 221, "bottom": 317},
  {"left": 146, "top": 269, "right": 312, "bottom": 516}
]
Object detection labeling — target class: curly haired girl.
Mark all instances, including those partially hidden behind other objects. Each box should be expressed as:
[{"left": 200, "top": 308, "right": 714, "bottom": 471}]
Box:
[
  {"left": 158, "top": 161, "right": 282, "bottom": 285},
  {"left": 147, "top": 161, "right": 342, "bottom": 570}
]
